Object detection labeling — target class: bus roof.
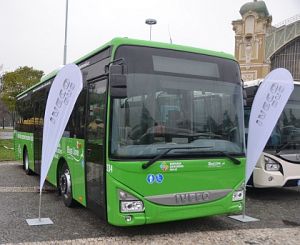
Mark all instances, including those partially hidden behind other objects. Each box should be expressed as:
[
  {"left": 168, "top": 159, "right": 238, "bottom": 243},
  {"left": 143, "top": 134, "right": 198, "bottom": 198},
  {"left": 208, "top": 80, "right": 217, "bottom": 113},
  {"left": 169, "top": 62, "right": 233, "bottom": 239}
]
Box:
[
  {"left": 17, "top": 37, "right": 236, "bottom": 98},
  {"left": 244, "top": 79, "right": 300, "bottom": 88}
]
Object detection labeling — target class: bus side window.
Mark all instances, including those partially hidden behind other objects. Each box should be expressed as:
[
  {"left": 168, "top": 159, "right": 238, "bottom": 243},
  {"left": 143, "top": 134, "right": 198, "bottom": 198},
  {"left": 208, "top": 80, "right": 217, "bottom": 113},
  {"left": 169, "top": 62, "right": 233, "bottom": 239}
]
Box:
[
  {"left": 15, "top": 100, "right": 22, "bottom": 131},
  {"left": 87, "top": 80, "right": 107, "bottom": 142},
  {"left": 17, "top": 96, "right": 33, "bottom": 132},
  {"left": 32, "top": 89, "right": 46, "bottom": 131},
  {"left": 65, "top": 90, "right": 86, "bottom": 139}
]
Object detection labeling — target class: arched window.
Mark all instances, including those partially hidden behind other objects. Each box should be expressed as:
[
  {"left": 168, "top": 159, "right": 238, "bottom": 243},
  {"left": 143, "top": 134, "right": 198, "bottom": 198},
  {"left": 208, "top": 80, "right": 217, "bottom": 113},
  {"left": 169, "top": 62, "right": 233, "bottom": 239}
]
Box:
[{"left": 245, "top": 15, "right": 255, "bottom": 34}]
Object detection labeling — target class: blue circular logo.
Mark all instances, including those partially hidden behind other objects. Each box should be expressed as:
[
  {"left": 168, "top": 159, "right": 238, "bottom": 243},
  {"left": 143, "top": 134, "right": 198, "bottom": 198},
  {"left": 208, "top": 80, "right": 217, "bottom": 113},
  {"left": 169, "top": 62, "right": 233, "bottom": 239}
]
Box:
[
  {"left": 155, "top": 173, "right": 164, "bottom": 184},
  {"left": 146, "top": 174, "right": 155, "bottom": 184}
]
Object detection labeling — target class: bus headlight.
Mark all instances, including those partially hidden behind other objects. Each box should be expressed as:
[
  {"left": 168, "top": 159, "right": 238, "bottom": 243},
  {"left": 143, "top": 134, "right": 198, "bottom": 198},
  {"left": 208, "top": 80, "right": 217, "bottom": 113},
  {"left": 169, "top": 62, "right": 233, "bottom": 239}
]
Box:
[
  {"left": 120, "top": 201, "right": 144, "bottom": 213},
  {"left": 264, "top": 157, "right": 280, "bottom": 171},
  {"left": 232, "top": 190, "right": 244, "bottom": 201},
  {"left": 118, "top": 189, "right": 144, "bottom": 213}
]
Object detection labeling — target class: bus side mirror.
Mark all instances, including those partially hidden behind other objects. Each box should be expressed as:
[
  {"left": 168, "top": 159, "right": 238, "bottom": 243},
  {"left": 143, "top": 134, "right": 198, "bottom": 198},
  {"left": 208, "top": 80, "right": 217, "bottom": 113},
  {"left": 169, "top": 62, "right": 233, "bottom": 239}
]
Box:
[{"left": 109, "top": 64, "right": 127, "bottom": 98}]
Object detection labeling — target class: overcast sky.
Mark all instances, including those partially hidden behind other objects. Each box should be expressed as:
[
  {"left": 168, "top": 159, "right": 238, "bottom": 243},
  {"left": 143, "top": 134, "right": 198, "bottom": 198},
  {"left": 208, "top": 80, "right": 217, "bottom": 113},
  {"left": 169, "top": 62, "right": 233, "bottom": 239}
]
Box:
[{"left": 0, "top": 0, "right": 299, "bottom": 75}]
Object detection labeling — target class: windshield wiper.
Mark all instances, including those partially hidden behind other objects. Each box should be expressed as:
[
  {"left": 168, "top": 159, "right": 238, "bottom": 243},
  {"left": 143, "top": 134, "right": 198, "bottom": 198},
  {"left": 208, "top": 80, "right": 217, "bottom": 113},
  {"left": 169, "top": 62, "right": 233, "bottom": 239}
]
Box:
[
  {"left": 173, "top": 150, "right": 241, "bottom": 165},
  {"left": 141, "top": 146, "right": 213, "bottom": 169},
  {"left": 215, "top": 151, "right": 241, "bottom": 165},
  {"left": 276, "top": 142, "right": 300, "bottom": 153}
]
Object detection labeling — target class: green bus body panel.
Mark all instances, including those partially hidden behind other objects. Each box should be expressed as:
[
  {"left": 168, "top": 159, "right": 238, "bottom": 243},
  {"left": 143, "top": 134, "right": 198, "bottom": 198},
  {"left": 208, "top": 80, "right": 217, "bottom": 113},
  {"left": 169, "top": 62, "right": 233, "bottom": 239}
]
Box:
[
  {"left": 106, "top": 158, "right": 245, "bottom": 226},
  {"left": 14, "top": 131, "right": 34, "bottom": 170},
  {"left": 14, "top": 132, "right": 86, "bottom": 207},
  {"left": 47, "top": 137, "right": 86, "bottom": 206}
]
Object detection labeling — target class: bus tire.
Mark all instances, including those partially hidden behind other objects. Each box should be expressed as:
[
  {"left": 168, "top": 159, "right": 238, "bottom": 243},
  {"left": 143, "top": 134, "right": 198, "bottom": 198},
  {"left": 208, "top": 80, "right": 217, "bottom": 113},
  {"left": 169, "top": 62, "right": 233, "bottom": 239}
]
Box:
[
  {"left": 59, "top": 163, "right": 75, "bottom": 207},
  {"left": 23, "top": 148, "right": 33, "bottom": 175}
]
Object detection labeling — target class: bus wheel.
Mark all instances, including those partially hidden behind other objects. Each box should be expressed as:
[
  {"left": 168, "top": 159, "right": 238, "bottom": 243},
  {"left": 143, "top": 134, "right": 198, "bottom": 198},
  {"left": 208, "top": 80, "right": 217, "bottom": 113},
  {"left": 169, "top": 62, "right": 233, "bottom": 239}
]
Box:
[
  {"left": 23, "top": 148, "right": 33, "bottom": 175},
  {"left": 59, "top": 163, "right": 75, "bottom": 207}
]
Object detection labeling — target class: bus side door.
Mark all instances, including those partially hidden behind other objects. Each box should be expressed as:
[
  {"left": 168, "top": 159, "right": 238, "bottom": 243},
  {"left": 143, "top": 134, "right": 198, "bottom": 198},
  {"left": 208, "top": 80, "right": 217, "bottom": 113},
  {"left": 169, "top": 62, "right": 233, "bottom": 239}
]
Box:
[{"left": 85, "top": 78, "right": 107, "bottom": 218}]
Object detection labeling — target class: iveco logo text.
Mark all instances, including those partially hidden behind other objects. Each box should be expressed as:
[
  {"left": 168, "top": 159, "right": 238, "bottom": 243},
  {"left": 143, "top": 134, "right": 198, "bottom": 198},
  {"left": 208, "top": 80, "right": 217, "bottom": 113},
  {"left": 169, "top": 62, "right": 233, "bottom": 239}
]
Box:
[
  {"left": 175, "top": 192, "right": 210, "bottom": 204},
  {"left": 256, "top": 82, "right": 284, "bottom": 127},
  {"left": 50, "top": 79, "right": 75, "bottom": 125}
]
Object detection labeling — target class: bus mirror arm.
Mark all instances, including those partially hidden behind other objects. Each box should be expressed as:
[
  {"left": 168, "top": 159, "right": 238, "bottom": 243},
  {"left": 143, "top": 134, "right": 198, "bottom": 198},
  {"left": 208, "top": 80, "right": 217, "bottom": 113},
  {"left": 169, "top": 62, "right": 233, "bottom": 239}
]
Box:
[{"left": 105, "top": 58, "right": 126, "bottom": 73}]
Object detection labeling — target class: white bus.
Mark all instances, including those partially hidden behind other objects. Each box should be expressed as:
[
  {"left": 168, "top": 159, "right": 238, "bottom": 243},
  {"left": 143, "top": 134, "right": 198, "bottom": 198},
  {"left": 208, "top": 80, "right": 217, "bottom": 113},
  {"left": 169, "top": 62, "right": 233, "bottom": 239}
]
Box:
[{"left": 244, "top": 80, "right": 300, "bottom": 188}]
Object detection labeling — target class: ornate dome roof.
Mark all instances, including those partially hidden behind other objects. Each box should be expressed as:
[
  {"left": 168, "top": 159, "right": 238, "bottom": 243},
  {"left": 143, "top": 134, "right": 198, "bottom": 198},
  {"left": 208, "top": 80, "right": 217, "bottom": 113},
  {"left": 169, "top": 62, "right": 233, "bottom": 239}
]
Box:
[{"left": 240, "top": 0, "right": 269, "bottom": 17}]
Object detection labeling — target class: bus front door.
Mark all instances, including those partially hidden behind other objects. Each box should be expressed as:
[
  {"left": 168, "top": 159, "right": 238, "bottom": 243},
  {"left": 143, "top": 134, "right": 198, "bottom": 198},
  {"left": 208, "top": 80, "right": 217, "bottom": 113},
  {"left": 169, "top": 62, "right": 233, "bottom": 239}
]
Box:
[{"left": 85, "top": 78, "right": 107, "bottom": 218}]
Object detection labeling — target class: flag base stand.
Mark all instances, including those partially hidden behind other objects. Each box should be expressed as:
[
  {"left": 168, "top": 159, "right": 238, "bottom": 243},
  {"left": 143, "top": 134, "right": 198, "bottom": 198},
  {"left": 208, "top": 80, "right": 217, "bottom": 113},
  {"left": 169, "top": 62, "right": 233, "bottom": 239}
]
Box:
[
  {"left": 228, "top": 214, "right": 259, "bottom": 223},
  {"left": 26, "top": 191, "right": 53, "bottom": 226},
  {"left": 26, "top": 218, "right": 53, "bottom": 226}
]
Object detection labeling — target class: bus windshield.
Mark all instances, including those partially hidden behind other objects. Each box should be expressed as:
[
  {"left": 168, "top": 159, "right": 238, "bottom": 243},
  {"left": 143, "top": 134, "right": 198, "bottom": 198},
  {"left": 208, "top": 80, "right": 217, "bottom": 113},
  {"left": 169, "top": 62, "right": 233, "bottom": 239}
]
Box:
[
  {"left": 111, "top": 46, "right": 244, "bottom": 159},
  {"left": 265, "top": 85, "right": 300, "bottom": 152},
  {"left": 244, "top": 84, "right": 300, "bottom": 153}
]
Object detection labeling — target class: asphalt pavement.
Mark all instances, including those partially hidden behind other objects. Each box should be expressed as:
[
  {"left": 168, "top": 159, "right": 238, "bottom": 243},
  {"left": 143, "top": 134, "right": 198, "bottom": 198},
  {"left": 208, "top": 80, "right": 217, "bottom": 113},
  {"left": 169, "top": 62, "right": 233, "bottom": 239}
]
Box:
[{"left": 1, "top": 161, "right": 300, "bottom": 244}]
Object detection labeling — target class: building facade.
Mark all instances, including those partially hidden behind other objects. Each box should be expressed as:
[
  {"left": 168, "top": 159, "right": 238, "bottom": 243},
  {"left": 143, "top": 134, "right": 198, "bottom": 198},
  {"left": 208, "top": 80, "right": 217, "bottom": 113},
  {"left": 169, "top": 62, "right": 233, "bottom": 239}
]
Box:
[
  {"left": 268, "top": 23, "right": 300, "bottom": 81},
  {"left": 232, "top": 0, "right": 300, "bottom": 81}
]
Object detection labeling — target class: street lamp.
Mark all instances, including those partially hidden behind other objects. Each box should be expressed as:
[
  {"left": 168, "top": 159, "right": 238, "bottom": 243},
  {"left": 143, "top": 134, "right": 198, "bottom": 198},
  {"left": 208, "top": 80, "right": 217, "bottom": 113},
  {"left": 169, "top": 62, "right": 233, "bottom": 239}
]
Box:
[
  {"left": 63, "top": 0, "right": 69, "bottom": 65},
  {"left": 145, "top": 18, "right": 157, "bottom": 41}
]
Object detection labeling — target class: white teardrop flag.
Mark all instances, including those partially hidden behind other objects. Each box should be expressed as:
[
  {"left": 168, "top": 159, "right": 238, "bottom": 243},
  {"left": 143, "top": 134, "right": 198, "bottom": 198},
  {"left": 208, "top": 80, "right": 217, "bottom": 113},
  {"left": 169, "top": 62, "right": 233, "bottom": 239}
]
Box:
[
  {"left": 246, "top": 68, "right": 294, "bottom": 182},
  {"left": 40, "top": 64, "right": 83, "bottom": 191}
]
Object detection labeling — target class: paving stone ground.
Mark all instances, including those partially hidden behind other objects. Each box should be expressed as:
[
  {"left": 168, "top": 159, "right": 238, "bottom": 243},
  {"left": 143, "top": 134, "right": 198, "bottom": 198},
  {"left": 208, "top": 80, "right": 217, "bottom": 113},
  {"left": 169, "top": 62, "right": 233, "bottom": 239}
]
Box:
[{"left": 1, "top": 161, "right": 300, "bottom": 244}]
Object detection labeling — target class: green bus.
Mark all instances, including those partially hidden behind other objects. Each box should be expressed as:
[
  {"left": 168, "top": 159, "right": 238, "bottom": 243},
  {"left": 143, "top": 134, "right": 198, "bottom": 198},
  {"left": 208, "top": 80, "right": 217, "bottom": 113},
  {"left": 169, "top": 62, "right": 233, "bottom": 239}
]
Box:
[{"left": 14, "top": 38, "right": 246, "bottom": 226}]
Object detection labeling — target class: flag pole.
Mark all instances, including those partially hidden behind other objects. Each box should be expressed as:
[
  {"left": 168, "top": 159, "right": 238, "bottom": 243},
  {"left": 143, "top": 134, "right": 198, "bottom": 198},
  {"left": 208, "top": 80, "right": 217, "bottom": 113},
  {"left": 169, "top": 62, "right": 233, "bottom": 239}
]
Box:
[
  {"left": 25, "top": 0, "right": 71, "bottom": 228},
  {"left": 228, "top": 79, "right": 259, "bottom": 223},
  {"left": 242, "top": 182, "right": 247, "bottom": 218},
  {"left": 38, "top": 189, "right": 42, "bottom": 221}
]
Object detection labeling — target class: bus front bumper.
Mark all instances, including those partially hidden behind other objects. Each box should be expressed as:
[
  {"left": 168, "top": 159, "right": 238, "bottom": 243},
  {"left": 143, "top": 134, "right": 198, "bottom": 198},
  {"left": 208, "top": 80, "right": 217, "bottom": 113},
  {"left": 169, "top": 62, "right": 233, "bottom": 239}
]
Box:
[
  {"left": 106, "top": 176, "right": 244, "bottom": 226},
  {"left": 253, "top": 166, "right": 300, "bottom": 188}
]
